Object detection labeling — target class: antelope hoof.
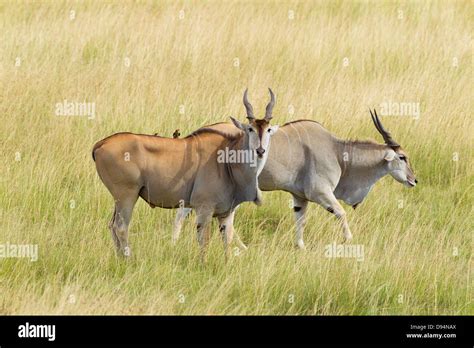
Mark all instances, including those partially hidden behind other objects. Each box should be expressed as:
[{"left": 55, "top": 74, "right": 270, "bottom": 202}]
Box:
[
  {"left": 343, "top": 234, "right": 353, "bottom": 243},
  {"left": 296, "top": 240, "right": 306, "bottom": 250},
  {"left": 237, "top": 241, "right": 248, "bottom": 251}
]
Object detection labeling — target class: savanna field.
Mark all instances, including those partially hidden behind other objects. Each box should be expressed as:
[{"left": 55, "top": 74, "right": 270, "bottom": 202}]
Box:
[{"left": 0, "top": 1, "right": 472, "bottom": 315}]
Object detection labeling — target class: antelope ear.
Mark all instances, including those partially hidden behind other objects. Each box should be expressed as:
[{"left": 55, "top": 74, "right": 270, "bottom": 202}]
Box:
[
  {"left": 384, "top": 149, "right": 396, "bottom": 162},
  {"left": 230, "top": 116, "right": 244, "bottom": 130}
]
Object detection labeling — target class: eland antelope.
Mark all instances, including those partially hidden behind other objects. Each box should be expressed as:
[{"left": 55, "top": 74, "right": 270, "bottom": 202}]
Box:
[
  {"left": 92, "top": 89, "right": 279, "bottom": 259},
  {"left": 173, "top": 109, "right": 417, "bottom": 249}
]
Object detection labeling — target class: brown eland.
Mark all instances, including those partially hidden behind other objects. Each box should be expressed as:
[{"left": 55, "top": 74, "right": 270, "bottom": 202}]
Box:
[{"left": 92, "top": 89, "right": 279, "bottom": 260}]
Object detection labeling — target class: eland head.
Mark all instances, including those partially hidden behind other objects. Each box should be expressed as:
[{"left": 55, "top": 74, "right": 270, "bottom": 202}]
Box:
[
  {"left": 230, "top": 88, "right": 279, "bottom": 159},
  {"left": 370, "top": 109, "right": 417, "bottom": 188}
]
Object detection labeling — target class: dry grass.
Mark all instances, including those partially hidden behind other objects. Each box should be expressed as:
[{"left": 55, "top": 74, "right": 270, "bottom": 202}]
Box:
[{"left": 0, "top": 0, "right": 472, "bottom": 315}]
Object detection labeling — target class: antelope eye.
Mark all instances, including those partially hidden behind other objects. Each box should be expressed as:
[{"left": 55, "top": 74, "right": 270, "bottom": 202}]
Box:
[
  {"left": 248, "top": 127, "right": 253, "bottom": 132},
  {"left": 267, "top": 128, "right": 272, "bottom": 133},
  {"left": 399, "top": 155, "right": 406, "bottom": 161}
]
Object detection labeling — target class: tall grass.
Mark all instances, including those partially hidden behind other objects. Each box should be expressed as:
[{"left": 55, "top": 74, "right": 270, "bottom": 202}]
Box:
[{"left": 0, "top": 1, "right": 472, "bottom": 314}]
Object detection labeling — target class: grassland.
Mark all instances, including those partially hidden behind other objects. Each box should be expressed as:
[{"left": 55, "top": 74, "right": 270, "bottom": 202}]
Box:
[{"left": 0, "top": 0, "right": 472, "bottom": 315}]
